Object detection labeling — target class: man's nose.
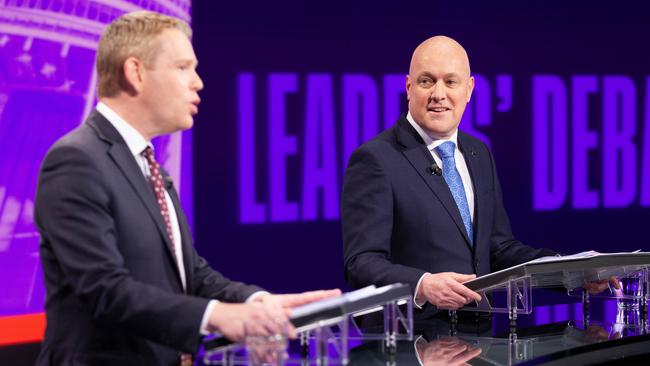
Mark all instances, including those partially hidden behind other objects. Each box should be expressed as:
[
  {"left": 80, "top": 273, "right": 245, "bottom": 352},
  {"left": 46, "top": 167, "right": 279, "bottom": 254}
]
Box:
[
  {"left": 193, "top": 70, "right": 204, "bottom": 91},
  {"left": 430, "top": 81, "right": 446, "bottom": 101}
]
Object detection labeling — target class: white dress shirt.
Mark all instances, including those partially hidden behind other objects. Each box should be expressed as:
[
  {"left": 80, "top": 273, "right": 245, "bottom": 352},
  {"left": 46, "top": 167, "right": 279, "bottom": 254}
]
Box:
[
  {"left": 405, "top": 111, "right": 475, "bottom": 308},
  {"left": 97, "top": 103, "right": 272, "bottom": 334},
  {"left": 97, "top": 103, "right": 226, "bottom": 334},
  {"left": 97, "top": 102, "right": 188, "bottom": 290}
]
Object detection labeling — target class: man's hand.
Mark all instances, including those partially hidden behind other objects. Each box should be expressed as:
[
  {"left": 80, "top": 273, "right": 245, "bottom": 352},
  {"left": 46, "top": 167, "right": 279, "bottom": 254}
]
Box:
[
  {"left": 207, "top": 302, "right": 289, "bottom": 342},
  {"left": 584, "top": 324, "right": 614, "bottom": 341},
  {"left": 416, "top": 336, "right": 482, "bottom": 366},
  {"left": 255, "top": 289, "right": 342, "bottom": 308},
  {"left": 584, "top": 277, "right": 621, "bottom": 295},
  {"left": 416, "top": 272, "right": 482, "bottom": 310},
  {"left": 208, "top": 289, "right": 341, "bottom": 342}
]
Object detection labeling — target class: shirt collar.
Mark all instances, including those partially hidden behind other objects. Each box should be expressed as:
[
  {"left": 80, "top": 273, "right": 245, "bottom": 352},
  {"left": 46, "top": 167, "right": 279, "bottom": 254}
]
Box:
[
  {"left": 96, "top": 102, "right": 152, "bottom": 156},
  {"left": 406, "top": 111, "right": 459, "bottom": 152}
]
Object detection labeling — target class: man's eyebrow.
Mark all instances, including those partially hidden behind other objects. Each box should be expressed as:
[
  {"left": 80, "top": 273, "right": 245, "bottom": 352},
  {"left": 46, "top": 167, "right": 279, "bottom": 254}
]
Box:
[
  {"left": 417, "top": 71, "right": 462, "bottom": 78},
  {"left": 175, "top": 58, "right": 198, "bottom": 66}
]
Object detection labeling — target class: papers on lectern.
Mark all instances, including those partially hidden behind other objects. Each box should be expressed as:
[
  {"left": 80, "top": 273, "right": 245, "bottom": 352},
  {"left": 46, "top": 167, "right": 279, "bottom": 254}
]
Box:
[
  {"left": 290, "top": 283, "right": 411, "bottom": 331},
  {"left": 464, "top": 251, "right": 650, "bottom": 292}
]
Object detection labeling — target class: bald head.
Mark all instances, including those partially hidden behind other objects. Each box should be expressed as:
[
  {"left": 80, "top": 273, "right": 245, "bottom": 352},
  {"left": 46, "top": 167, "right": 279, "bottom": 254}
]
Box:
[
  {"left": 409, "top": 36, "right": 471, "bottom": 77},
  {"left": 405, "top": 35, "right": 474, "bottom": 139}
]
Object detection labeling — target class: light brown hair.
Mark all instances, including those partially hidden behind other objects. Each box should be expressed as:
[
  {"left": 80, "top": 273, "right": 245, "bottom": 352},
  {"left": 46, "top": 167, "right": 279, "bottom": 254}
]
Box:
[{"left": 96, "top": 11, "right": 192, "bottom": 97}]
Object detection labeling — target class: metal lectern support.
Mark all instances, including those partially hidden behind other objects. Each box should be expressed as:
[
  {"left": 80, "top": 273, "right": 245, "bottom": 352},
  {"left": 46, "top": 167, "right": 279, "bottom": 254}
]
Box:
[
  {"left": 506, "top": 277, "right": 531, "bottom": 330},
  {"left": 382, "top": 299, "right": 414, "bottom": 350},
  {"left": 642, "top": 269, "right": 649, "bottom": 325},
  {"left": 300, "top": 331, "right": 309, "bottom": 358},
  {"left": 461, "top": 275, "right": 532, "bottom": 330},
  {"left": 313, "top": 326, "right": 328, "bottom": 365},
  {"left": 571, "top": 268, "right": 650, "bottom": 326},
  {"left": 383, "top": 302, "right": 397, "bottom": 350},
  {"left": 460, "top": 254, "right": 650, "bottom": 332},
  {"left": 582, "top": 290, "right": 590, "bottom": 326},
  {"left": 309, "top": 317, "right": 349, "bottom": 365}
]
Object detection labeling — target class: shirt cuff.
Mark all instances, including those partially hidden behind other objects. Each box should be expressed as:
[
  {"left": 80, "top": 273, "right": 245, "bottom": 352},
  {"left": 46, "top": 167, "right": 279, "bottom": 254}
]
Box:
[
  {"left": 200, "top": 300, "right": 219, "bottom": 335},
  {"left": 413, "top": 335, "right": 426, "bottom": 366},
  {"left": 199, "top": 291, "right": 271, "bottom": 335},
  {"left": 413, "top": 273, "right": 431, "bottom": 309},
  {"left": 246, "top": 291, "right": 271, "bottom": 303}
]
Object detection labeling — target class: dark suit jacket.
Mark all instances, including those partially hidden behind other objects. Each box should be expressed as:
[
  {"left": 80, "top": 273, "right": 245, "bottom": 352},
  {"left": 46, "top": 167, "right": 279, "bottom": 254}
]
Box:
[
  {"left": 342, "top": 114, "right": 556, "bottom": 320},
  {"left": 34, "top": 110, "right": 262, "bottom": 365}
]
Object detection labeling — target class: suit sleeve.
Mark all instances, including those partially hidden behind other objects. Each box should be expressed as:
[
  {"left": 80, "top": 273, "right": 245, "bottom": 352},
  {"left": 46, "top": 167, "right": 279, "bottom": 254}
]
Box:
[
  {"left": 342, "top": 146, "right": 427, "bottom": 293},
  {"left": 190, "top": 254, "right": 264, "bottom": 302},
  {"left": 164, "top": 184, "right": 265, "bottom": 302},
  {"left": 35, "top": 145, "right": 209, "bottom": 353},
  {"left": 486, "top": 148, "right": 559, "bottom": 271}
]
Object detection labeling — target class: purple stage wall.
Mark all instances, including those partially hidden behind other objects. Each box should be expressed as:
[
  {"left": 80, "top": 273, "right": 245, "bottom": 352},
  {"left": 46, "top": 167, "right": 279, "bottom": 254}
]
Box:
[
  {"left": 0, "top": 0, "right": 193, "bottom": 317},
  {"left": 191, "top": 1, "right": 650, "bottom": 319}
]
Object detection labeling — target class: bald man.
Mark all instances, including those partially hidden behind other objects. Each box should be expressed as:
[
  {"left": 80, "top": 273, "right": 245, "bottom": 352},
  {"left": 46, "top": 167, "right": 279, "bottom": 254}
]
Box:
[{"left": 341, "top": 36, "right": 558, "bottom": 320}]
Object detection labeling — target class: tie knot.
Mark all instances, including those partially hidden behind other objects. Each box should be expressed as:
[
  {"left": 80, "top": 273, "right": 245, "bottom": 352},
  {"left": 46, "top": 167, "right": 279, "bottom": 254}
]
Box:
[
  {"left": 435, "top": 141, "right": 456, "bottom": 160},
  {"left": 141, "top": 146, "right": 154, "bottom": 161}
]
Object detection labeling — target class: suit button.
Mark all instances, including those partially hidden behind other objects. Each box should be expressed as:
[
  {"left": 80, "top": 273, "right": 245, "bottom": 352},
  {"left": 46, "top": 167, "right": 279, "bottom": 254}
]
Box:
[{"left": 474, "top": 260, "right": 480, "bottom": 268}]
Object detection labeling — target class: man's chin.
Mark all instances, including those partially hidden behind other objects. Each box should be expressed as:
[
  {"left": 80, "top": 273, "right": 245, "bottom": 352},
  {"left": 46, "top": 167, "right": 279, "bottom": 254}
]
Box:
[
  {"left": 179, "top": 117, "right": 195, "bottom": 131},
  {"left": 422, "top": 121, "right": 457, "bottom": 137},
  {"left": 163, "top": 120, "right": 194, "bottom": 135}
]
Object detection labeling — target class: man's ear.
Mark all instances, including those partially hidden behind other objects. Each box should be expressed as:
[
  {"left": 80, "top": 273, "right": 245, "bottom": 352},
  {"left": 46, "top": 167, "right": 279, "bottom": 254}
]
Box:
[
  {"left": 405, "top": 74, "right": 412, "bottom": 101},
  {"left": 466, "top": 75, "right": 475, "bottom": 103},
  {"left": 122, "top": 56, "right": 145, "bottom": 94}
]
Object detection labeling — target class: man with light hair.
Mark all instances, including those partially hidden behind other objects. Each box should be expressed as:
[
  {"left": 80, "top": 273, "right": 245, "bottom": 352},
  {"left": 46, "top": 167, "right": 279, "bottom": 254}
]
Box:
[{"left": 35, "top": 11, "right": 337, "bottom": 365}]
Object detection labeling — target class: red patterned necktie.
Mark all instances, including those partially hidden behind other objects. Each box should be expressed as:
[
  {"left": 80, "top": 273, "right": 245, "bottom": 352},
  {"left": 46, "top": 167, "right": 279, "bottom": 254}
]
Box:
[
  {"left": 141, "top": 146, "right": 176, "bottom": 255},
  {"left": 142, "top": 147, "right": 192, "bottom": 364}
]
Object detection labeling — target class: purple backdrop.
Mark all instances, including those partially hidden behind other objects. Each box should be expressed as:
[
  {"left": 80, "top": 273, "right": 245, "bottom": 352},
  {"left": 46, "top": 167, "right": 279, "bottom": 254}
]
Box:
[
  {"left": 0, "top": 0, "right": 193, "bottom": 317},
  {"left": 191, "top": 1, "right": 650, "bottom": 320}
]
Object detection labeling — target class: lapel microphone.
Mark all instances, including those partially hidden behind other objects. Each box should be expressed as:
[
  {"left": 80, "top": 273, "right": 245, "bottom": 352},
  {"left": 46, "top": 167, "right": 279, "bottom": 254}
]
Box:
[
  {"left": 163, "top": 175, "right": 174, "bottom": 190},
  {"left": 430, "top": 162, "right": 442, "bottom": 176}
]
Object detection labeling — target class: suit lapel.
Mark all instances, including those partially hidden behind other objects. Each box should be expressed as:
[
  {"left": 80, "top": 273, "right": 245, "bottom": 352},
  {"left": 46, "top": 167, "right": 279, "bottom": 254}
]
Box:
[
  {"left": 87, "top": 112, "right": 183, "bottom": 286},
  {"left": 163, "top": 172, "right": 194, "bottom": 292},
  {"left": 395, "top": 117, "right": 473, "bottom": 247},
  {"left": 458, "top": 133, "right": 487, "bottom": 251}
]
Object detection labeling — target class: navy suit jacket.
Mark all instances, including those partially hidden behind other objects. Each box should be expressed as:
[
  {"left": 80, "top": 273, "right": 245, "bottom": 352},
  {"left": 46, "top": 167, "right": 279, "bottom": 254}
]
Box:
[
  {"left": 342, "top": 114, "right": 556, "bottom": 320},
  {"left": 34, "top": 110, "right": 263, "bottom": 365}
]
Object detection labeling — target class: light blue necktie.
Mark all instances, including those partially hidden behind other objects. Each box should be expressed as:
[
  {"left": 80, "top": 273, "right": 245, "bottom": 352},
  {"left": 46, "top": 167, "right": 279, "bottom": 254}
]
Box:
[{"left": 435, "top": 141, "right": 473, "bottom": 245}]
